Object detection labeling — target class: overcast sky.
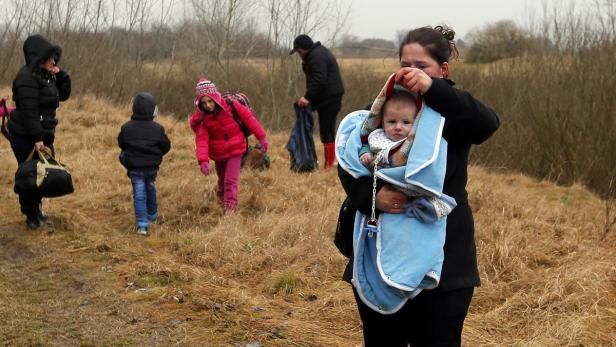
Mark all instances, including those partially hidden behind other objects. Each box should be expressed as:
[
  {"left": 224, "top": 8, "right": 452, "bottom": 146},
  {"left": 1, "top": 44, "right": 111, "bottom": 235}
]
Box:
[
  {"left": 1, "top": 0, "right": 572, "bottom": 44},
  {"left": 344, "top": 0, "right": 535, "bottom": 41}
]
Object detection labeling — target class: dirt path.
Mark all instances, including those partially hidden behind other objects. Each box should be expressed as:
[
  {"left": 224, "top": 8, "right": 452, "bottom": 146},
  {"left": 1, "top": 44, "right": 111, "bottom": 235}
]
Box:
[{"left": 0, "top": 225, "right": 185, "bottom": 347}]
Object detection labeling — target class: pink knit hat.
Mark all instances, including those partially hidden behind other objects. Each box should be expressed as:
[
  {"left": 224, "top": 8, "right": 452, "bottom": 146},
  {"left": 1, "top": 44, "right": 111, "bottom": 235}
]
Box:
[{"left": 194, "top": 77, "right": 223, "bottom": 110}]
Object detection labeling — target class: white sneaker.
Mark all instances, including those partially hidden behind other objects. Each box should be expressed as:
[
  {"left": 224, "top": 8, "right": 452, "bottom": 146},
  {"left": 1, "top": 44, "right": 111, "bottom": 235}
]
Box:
[{"left": 136, "top": 227, "right": 148, "bottom": 236}]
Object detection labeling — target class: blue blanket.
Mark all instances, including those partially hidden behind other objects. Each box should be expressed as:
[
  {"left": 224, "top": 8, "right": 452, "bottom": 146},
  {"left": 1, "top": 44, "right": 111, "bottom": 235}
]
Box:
[{"left": 335, "top": 106, "right": 456, "bottom": 314}]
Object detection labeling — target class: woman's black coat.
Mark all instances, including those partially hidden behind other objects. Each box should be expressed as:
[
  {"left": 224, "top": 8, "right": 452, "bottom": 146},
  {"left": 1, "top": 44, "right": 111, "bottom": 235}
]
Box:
[
  {"left": 337, "top": 78, "right": 500, "bottom": 293},
  {"left": 8, "top": 35, "right": 71, "bottom": 143}
]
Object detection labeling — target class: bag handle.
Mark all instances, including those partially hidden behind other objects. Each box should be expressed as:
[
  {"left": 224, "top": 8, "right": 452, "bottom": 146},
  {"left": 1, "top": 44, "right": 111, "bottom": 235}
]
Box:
[
  {"left": 25, "top": 146, "right": 53, "bottom": 164},
  {"left": 25, "top": 147, "right": 37, "bottom": 161},
  {"left": 38, "top": 147, "right": 54, "bottom": 165}
]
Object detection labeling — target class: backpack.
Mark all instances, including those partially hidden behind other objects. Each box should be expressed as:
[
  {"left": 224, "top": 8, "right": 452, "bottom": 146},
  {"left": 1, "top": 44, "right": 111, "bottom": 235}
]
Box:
[
  {"left": 222, "top": 92, "right": 271, "bottom": 170},
  {"left": 222, "top": 92, "right": 252, "bottom": 138},
  {"left": 1, "top": 98, "right": 14, "bottom": 141}
]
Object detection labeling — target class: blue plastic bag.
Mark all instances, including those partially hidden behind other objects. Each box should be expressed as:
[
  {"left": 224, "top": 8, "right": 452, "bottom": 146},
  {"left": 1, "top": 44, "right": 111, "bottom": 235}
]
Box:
[{"left": 286, "top": 104, "right": 318, "bottom": 172}]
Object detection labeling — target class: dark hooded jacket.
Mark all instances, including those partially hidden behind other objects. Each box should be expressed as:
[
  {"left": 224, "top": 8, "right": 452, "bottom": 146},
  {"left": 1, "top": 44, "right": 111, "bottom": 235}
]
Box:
[
  {"left": 117, "top": 92, "right": 171, "bottom": 170},
  {"left": 302, "top": 42, "right": 344, "bottom": 108},
  {"left": 8, "top": 35, "right": 71, "bottom": 142}
]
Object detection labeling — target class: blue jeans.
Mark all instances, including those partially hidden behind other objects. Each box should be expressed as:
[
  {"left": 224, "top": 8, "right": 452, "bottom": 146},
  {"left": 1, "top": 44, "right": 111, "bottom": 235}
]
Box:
[{"left": 128, "top": 169, "right": 158, "bottom": 229}]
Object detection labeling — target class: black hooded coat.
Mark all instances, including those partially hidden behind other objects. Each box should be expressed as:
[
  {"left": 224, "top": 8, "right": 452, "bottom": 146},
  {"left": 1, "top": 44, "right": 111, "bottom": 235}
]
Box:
[
  {"left": 117, "top": 92, "right": 171, "bottom": 170},
  {"left": 8, "top": 34, "right": 72, "bottom": 143}
]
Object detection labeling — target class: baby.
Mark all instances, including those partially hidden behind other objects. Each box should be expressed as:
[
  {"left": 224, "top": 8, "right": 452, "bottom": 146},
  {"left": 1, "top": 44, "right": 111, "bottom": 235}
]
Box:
[{"left": 359, "top": 86, "right": 419, "bottom": 168}]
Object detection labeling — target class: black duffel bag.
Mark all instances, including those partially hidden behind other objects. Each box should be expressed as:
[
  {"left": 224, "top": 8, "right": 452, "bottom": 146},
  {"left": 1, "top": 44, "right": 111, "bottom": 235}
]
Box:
[{"left": 14, "top": 147, "right": 74, "bottom": 197}]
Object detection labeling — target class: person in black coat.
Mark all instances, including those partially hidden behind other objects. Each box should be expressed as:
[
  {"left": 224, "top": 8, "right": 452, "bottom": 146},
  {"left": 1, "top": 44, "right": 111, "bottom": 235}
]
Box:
[
  {"left": 8, "top": 34, "right": 71, "bottom": 229},
  {"left": 290, "top": 34, "right": 344, "bottom": 169},
  {"left": 118, "top": 92, "right": 171, "bottom": 236},
  {"left": 336, "top": 26, "right": 500, "bottom": 347}
]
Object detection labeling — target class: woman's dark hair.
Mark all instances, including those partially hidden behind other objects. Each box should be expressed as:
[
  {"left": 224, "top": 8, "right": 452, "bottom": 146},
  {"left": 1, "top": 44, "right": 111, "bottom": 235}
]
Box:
[{"left": 398, "top": 25, "right": 459, "bottom": 64}]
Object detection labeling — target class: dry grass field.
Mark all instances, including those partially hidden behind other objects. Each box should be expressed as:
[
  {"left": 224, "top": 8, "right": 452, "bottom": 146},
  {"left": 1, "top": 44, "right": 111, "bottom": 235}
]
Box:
[
  {"left": 338, "top": 57, "right": 400, "bottom": 75},
  {"left": 142, "top": 57, "right": 401, "bottom": 76},
  {"left": 0, "top": 91, "right": 615, "bottom": 346}
]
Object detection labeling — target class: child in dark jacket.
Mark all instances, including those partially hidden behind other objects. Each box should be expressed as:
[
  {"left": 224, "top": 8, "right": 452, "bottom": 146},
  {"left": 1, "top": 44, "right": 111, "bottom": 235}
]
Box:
[
  {"left": 189, "top": 78, "right": 269, "bottom": 212},
  {"left": 118, "top": 92, "right": 171, "bottom": 235}
]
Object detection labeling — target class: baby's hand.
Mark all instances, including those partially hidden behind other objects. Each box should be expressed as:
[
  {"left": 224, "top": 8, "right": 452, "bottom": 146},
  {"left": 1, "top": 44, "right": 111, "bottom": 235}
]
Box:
[{"left": 360, "top": 152, "right": 374, "bottom": 166}]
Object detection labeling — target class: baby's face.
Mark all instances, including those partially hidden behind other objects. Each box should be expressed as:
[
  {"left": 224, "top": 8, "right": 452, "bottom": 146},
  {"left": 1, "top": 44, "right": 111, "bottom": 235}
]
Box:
[
  {"left": 199, "top": 95, "right": 216, "bottom": 113},
  {"left": 382, "top": 100, "right": 417, "bottom": 141}
]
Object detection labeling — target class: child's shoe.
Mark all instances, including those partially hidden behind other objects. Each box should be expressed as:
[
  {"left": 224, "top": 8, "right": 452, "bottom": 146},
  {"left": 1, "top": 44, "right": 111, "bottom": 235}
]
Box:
[
  {"left": 136, "top": 227, "right": 148, "bottom": 236},
  {"left": 147, "top": 213, "right": 158, "bottom": 224}
]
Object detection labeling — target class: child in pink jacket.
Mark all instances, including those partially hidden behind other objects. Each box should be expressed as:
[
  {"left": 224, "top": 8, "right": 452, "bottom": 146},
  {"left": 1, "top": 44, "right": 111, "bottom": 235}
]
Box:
[{"left": 189, "top": 78, "right": 269, "bottom": 211}]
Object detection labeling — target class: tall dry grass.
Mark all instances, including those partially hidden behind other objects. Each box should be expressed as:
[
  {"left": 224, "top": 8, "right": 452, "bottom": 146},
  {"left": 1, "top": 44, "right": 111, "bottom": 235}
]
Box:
[
  {"left": 0, "top": 90, "right": 614, "bottom": 345},
  {"left": 457, "top": 1, "right": 616, "bottom": 198},
  {"left": 457, "top": 45, "right": 616, "bottom": 197}
]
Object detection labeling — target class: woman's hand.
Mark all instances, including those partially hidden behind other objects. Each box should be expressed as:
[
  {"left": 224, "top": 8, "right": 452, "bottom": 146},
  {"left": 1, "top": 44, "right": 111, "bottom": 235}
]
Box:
[
  {"left": 34, "top": 141, "right": 45, "bottom": 151},
  {"left": 47, "top": 66, "right": 60, "bottom": 75},
  {"left": 395, "top": 67, "right": 433, "bottom": 94},
  {"left": 41, "top": 57, "right": 60, "bottom": 75},
  {"left": 375, "top": 185, "right": 408, "bottom": 214}
]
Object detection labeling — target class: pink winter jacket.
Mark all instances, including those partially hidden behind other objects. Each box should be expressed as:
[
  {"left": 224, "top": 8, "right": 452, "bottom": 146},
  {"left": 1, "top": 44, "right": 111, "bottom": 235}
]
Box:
[{"left": 189, "top": 99, "right": 266, "bottom": 162}]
